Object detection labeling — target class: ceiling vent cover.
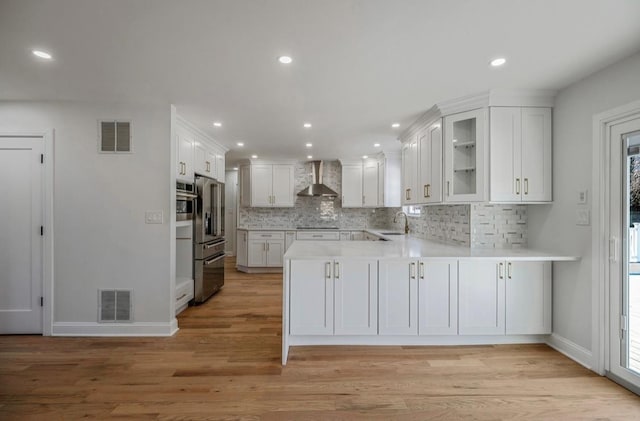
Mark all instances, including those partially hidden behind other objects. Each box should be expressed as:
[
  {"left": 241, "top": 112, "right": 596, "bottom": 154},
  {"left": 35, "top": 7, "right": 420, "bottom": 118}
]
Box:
[
  {"left": 100, "top": 121, "right": 132, "bottom": 153},
  {"left": 98, "top": 289, "right": 133, "bottom": 322}
]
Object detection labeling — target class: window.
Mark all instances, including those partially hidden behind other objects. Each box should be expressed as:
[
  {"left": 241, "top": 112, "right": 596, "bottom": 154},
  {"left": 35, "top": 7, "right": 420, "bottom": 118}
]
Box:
[
  {"left": 99, "top": 121, "right": 132, "bottom": 153},
  {"left": 404, "top": 205, "right": 421, "bottom": 217}
]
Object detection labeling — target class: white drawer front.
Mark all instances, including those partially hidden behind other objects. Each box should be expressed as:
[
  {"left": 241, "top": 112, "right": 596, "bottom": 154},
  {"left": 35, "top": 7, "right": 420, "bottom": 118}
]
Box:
[
  {"left": 248, "top": 231, "right": 285, "bottom": 240},
  {"left": 296, "top": 231, "right": 340, "bottom": 241}
]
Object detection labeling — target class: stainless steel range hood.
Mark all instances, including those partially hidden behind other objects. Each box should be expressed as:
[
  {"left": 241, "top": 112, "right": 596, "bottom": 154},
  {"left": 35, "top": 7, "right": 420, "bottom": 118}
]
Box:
[{"left": 297, "top": 161, "right": 338, "bottom": 197}]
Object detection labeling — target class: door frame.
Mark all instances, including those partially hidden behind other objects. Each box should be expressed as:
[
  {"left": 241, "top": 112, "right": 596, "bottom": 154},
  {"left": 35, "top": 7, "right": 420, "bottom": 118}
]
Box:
[
  {"left": 0, "top": 131, "right": 54, "bottom": 336},
  {"left": 593, "top": 100, "right": 640, "bottom": 376}
]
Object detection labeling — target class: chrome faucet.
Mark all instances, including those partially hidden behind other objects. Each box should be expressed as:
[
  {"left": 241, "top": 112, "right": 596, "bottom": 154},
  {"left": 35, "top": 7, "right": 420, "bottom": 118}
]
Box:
[{"left": 394, "top": 211, "right": 409, "bottom": 234}]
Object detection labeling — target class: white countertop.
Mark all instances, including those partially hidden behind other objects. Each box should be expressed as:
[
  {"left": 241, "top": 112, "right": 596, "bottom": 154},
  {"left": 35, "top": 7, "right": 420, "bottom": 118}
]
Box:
[{"left": 284, "top": 232, "right": 579, "bottom": 262}]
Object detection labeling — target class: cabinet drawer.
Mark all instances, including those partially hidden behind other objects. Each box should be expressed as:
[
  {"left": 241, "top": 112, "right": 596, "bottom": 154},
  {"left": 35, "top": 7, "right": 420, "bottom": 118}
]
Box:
[
  {"left": 176, "top": 278, "right": 194, "bottom": 303},
  {"left": 296, "top": 231, "right": 340, "bottom": 241},
  {"left": 248, "top": 231, "right": 285, "bottom": 240}
]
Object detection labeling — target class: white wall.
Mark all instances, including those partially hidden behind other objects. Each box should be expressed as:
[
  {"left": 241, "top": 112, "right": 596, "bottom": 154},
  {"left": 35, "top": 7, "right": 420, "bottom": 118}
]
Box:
[
  {"left": 225, "top": 170, "right": 238, "bottom": 256},
  {"left": 0, "top": 101, "right": 173, "bottom": 334},
  {"left": 529, "top": 52, "right": 640, "bottom": 356}
]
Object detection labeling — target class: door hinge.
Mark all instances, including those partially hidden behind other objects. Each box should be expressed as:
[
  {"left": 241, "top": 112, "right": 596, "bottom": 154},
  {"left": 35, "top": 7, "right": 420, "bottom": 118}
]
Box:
[
  {"left": 40, "top": 154, "right": 44, "bottom": 164},
  {"left": 40, "top": 296, "right": 44, "bottom": 307},
  {"left": 40, "top": 226, "right": 44, "bottom": 236}
]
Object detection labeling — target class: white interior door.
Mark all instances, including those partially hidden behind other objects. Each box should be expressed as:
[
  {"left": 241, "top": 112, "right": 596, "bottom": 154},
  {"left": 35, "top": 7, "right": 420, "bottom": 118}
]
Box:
[
  {"left": 0, "top": 138, "right": 44, "bottom": 334},
  {"left": 609, "top": 116, "right": 640, "bottom": 388}
]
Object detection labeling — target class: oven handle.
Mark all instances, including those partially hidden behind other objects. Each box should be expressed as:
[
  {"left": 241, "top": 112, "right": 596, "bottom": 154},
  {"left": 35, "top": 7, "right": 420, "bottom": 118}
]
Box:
[
  {"left": 204, "top": 254, "right": 225, "bottom": 265},
  {"left": 205, "top": 240, "right": 227, "bottom": 249},
  {"left": 176, "top": 191, "right": 197, "bottom": 199}
]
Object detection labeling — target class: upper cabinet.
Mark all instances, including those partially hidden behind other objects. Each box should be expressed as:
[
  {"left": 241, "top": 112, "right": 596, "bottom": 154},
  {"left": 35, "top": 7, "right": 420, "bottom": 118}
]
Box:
[
  {"left": 418, "top": 120, "right": 443, "bottom": 204},
  {"left": 490, "top": 107, "right": 552, "bottom": 202},
  {"left": 342, "top": 154, "right": 401, "bottom": 208},
  {"left": 444, "top": 108, "right": 487, "bottom": 203},
  {"left": 240, "top": 161, "right": 295, "bottom": 208},
  {"left": 401, "top": 138, "right": 418, "bottom": 205},
  {"left": 175, "top": 115, "right": 227, "bottom": 182}
]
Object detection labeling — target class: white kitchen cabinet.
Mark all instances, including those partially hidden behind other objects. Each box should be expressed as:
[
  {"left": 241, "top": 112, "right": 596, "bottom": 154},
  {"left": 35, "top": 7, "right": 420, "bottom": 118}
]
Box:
[
  {"left": 195, "top": 145, "right": 216, "bottom": 178},
  {"left": 418, "top": 260, "right": 458, "bottom": 335},
  {"left": 351, "top": 231, "right": 364, "bottom": 241},
  {"left": 289, "top": 259, "right": 334, "bottom": 335},
  {"left": 247, "top": 231, "right": 284, "bottom": 267},
  {"left": 236, "top": 230, "right": 248, "bottom": 267},
  {"left": 458, "top": 260, "right": 505, "bottom": 335},
  {"left": 239, "top": 165, "right": 251, "bottom": 207},
  {"left": 362, "top": 159, "right": 378, "bottom": 207},
  {"left": 378, "top": 259, "right": 418, "bottom": 335},
  {"left": 341, "top": 163, "right": 363, "bottom": 207},
  {"left": 334, "top": 259, "right": 378, "bottom": 335},
  {"left": 402, "top": 137, "right": 419, "bottom": 205},
  {"left": 176, "top": 132, "right": 194, "bottom": 182},
  {"left": 249, "top": 163, "right": 294, "bottom": 207},
  {"left": 285, "top": 231, "right": 296, "bottom": 251},
  {"left": 339, "top": 231, "right": 351, "bottom": 241},
  {"left": 215, "top": 151, "right": 225, "bottom": 181},
  {"left": 490, "top": 107, "right": 551, "bottom": 202},
  {"left": 444, "top": 108, "right": 487, "bottom": 202},
  {"left": 418, "top": 121, "right": 443, "bottom": 204},
  {"left": 296, "top": 231, "right": 340, "bottom": 241},
  {"left": 505, "top": 261, "right": 552, "bottom": 334}
]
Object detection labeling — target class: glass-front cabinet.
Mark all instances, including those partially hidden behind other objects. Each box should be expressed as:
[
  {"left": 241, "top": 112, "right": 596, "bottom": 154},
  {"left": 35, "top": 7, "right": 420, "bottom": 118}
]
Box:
[{"left": 444, "top": 108, "right": 487, "bottom": 202}]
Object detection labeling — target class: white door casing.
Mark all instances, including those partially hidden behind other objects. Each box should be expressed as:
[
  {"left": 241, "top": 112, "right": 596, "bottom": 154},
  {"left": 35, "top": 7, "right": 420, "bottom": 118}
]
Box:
[{"left": 0, "top": 138, "right": 44, "bottom": 334}]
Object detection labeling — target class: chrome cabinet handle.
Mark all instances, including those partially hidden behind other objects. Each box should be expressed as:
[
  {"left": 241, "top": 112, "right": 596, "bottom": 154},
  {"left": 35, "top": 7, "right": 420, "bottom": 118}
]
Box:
[
  {"left": 335, "top": 262, "right": 340, "bottom": 279},
  {"left": 410, "top": 262, "right": 416, "bottom": 279},
  {"left": 176, "top": 293, "right": 187, "bottom": 301},
  {"left": 447, "top": 181, "right": 450, "bottom": 196},
  {"left": 524, "top": 178, "right": 529, "bottom": 195},
  {"left": 427, "top": 184, "right": 431, "bottom": 198},
  {"left": 498, "top": 262, "right": 504, "bottom": 279},
  {"left": 516, "top": 178, "right": 520, "bottom": 195},
  {"left": 424, "top": 185, "right": 428, "bottom": 198},
  {"left": 325, "top": 262, "right": 332, "bottom": 279},
  {"left": 507, "top": 262, "right": 512, "bottom": 279},
  {"left": 419, "top": 262, "right": 424, "bottom": 279}
]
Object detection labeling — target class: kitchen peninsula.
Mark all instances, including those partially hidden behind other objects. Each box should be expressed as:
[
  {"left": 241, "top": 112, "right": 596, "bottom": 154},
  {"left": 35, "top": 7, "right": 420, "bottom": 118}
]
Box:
[{"left": 282, "top": 231, "right": 578, "bottom": 364}]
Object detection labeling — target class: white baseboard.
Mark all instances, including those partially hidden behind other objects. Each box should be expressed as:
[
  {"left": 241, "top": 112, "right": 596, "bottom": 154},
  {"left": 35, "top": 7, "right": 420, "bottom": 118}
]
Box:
[
  {"left": 546, "top": 333, "right": 594, "bottom": 370},
  {"left": 52, "top": 321, "right": 178, "bottom": 337}
]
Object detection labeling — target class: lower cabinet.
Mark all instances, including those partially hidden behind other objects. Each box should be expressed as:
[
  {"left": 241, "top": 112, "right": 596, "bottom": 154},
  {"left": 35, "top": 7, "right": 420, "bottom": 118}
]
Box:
[
  {"left": 418, "top": 260, "right": 458, "bottom": 335},
  {"left": 247, "top": 231, "right": 284, "bottom": 267},
  {"left": 236, "top": 230, "right": 248, "bottom": 267},
  {"left": 505, "top": 261, "right": 552, "bottom": 334},
  {"left": 289, "top": 259, "right": 377, "bottom": 335},
  {"left": 378, "top": 259, "right": 418, "bottom": 335},
  {"left": 458, "top": 260, "right": 505, "bottom": 335}
]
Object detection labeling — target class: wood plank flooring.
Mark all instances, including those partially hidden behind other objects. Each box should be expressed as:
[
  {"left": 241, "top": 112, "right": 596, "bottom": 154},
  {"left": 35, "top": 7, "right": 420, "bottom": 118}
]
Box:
[{"left": 2, "top": 257, "right": 640, "bottom": 420}]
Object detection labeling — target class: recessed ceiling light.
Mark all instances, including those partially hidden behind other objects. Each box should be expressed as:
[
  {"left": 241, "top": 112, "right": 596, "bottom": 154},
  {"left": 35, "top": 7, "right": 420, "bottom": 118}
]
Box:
[
  {"left": 278, "top": 56, "right": 293, "bottom": 64},
  {"left": 307, "top": 155, "right": 313, "bottom": 159},
  {"left": 391, "top": 123, "right": 400, "bottom": 128},
  {"left": 374, "top": 143, "right": 381, "bottom": 147},
  {"left": 251, "top": 154, "right": 258, "bottom": 159},
  {"left": 305, "top": 143, "right": 312, "bottom": 148},
  {"left": 32, "top": 50, "right": 52, "bottom": 60},
  {"left": 237, "top": 142, "right": 244, "bottom": 147},
  {"left": 232, "top": 167, "right": 239, "bottom": 171},
  {"left": 213, "top": 122, "right": 222, "bottom": 127},
  {"left": 490, "top": 57, "right": 507, "bottom": 67},
  {"left": 303, "top": 123, "right": 312, "bottom": 128},
  {"left": 362, "top": 155, "right": 368, "bottom": 159}
]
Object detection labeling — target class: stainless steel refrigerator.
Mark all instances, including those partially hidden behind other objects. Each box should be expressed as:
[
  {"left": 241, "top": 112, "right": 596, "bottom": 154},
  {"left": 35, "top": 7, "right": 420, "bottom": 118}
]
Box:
[{"left": 193, "top": 175, "right": 225, "bottom": 303}]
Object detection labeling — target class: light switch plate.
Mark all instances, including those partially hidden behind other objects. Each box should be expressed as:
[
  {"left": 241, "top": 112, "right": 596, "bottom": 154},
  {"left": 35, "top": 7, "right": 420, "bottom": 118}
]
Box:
[
  {"left": 578, "top": 190, "right": 588, "bottom": 204},
  {"left": 145, "top": 210, "right": 163, "bottom": 224},
  {"left": 576, "top": 207, "right": 590, "bottom": 226}
]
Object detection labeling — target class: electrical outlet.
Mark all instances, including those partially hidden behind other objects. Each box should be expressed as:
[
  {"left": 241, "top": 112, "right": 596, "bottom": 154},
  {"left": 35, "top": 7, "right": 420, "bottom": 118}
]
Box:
[
  {"left": 145, "top": 210, "right": 163, "bottom": 224},
  {"left": 578, "top": 190, "right": 588, "bottom": 204},
  {"left": 576, "top": 207, "right": 590, "bottom": 226}
]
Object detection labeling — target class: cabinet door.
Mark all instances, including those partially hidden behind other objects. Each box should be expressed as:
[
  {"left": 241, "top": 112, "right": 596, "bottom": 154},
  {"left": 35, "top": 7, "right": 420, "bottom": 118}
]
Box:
[
  {"left": 236, "top": 230, "right": 248, "bottom": 267},
  {"left": 334, "top": 259, "right": 378, "bottom": 335},
  {"left": 195, "top": 144, "right": 208, "bottom": 176},
  {"left": 266, "top": 240, "right": 284, "bottom": 267},
  {"left": 458, "top": 260, "right": 505, "bottom": 335},
  {"left": 289, "top": 260, "right": 334, "bottom": 335},
  {"left": 250, "top": 164, "right": 273, "bottom": 207},
  {"left": 208, "top": 151, "right": 217, "bottom": 179},
  {"left": 418, "top": 122, "right": 443, "bottom": 204},
  {"left": 444, "top": 108, "right": 486, "bottom": 202},
  {"left": 418, "top": 130, "right": 430, "bottom": 204},
  {"left": 362, "top": 160, "right": 378, "bottom": 207},
  {"left": 342, "top": 164, "right": 363, "bottom": 207},
  {"left": 351, "top": 231, "right": 364, "bottom": 241},
  {"left": 402, "top": 139, "right": 418, "bottom": 204},
  {"left": 490, "top": 107, "right": 521, "bottom": 202},
  {"left": 339, "top": 231, "right": 351, "bottom": 241},
  {"left": 272, "top": 165, "right": 294, "bottom": 207},
  {"left": 418, "top": 260, "right": 458, "bottom": 335},
  {"left": 378, "top": 161, "right": 385, "bottom": 206},
  {"left": 176, "top": 133, "right": 194, "bottom": 181},
  {"left": 240, "top": 165, "right": 251, "bottom": 207},
  {"left": 378, "top": 259, "right": 418, "bottom": 335},
  {"left": 521, "top": 107, "right": 552, "bottom": 202},
  {"left": 247, "top": 240, "right": 266, "bottom": 267},
  {"left": 216, "top": 153, "right": 225, "bottom": 182},
  {"left": 505, "top": 261, "right": 551, "bottom": 334}
]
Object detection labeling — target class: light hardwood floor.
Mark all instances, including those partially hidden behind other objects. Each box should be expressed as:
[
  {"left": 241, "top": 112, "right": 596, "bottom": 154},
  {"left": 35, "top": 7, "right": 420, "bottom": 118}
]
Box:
[{"left": 2, "top": 257, "right": 640, "bottom": 420}]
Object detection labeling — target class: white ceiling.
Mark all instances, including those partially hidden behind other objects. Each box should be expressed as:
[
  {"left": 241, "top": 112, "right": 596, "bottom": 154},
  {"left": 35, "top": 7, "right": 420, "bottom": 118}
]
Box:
[{"left": 1, "top": 0, "right": 640, "bottom": 166}]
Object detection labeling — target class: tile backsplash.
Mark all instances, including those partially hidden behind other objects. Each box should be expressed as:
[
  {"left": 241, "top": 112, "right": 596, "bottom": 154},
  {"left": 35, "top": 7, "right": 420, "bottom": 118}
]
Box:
[{"left": 238, "top": 160, "right": 527, "bottom": 248}]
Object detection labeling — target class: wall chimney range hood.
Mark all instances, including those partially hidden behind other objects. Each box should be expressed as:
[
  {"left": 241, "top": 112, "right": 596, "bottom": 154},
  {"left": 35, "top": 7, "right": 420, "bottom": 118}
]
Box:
[{"left": 297, "top": 161, "right": 338, "bottom": 197}]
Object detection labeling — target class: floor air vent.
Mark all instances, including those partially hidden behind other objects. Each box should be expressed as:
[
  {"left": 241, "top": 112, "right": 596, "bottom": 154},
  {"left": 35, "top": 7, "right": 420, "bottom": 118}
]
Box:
[{"left": 98, "top": 289, "right": 133, "bottom": 322}]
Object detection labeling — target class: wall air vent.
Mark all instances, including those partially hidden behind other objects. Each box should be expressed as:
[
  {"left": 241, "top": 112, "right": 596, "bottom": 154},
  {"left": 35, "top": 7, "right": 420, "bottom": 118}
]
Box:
[
  {"left": 99, "top": 120, "right": 132, "bottom": 153},
  {"left": 98, "top": 289, "right": 133, "bottom": 322}
]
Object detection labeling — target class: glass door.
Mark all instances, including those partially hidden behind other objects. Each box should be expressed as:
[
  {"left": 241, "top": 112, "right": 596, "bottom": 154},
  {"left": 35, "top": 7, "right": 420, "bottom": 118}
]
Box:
[{"left": 609, "top": 117, "right": 640, "bottom": 388}]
